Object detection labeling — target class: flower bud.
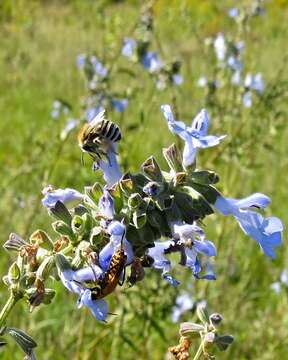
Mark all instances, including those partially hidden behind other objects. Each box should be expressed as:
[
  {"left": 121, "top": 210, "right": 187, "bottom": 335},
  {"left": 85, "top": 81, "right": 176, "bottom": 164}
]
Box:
[
  {"left": 179, "top": 322, "right": 204, "bottom": 338},
  {"left": 8, "top": 262, "right": 21, "bottom": 284},
  {"left": 141, "top": 156, "right": 163, "bottom": 182},
  {"left": 209, "top": 313, "right": 223, "bottom": 326},
  {"left": 143, "top": 181, "right": 163, "bottom": 197},
  {"left": 49, "top": 201, "right": 72, "bottom": 225},
  {"left": 162, "top": 143, "right": 183, "bottom": 173},
  {"left": 3, "top": 233, "right": 27, "bottom": 252},
  {"left": 30, "top": 230, "right": 54, "bottom": 251},
  {"left": 5, "top": 327, "right": 37, "bottom": 355},
  {"left": 36, "top": 256, "right": 54, "bottom": 281},
  {"left": 52, "top": 221, "right": 74, "bottom": 239},
  {"left": 196, "top": 303, "right": 209, "bottom": 324},
  {"left": 128, "top": 193, "right": 142, "bottom": 209}
]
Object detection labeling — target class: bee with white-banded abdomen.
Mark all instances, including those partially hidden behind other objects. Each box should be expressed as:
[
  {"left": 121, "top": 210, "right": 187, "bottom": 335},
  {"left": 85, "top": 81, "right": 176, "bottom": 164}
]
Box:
[{"left": 78, "top": 110, "right": 121, "bottom": 162}]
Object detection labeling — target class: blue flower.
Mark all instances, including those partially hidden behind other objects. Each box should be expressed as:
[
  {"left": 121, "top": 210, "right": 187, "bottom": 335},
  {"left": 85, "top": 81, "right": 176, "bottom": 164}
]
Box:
[
  {"left": 76, "top": 54, "right": 86, "bottom": 69},
  {"left": 90, "top": 56, "right": 108, "bottom": 78},
  {"left": 99, "top": 221, "right": 134, "bottom": 271},
  {"left": 161, "top": 104, "right": 226, "bottom": 167},
  {"left": 94, "top": 145, "right": 122, "bottom": 187},
  {"left": 86, "top": 106, "right": 105, "bottom": 122},
  {"left": 173, "top": 223, "right": 217, "bottom": 279},
  {"left": 231, "top": 70, "right": 241, "bottom": 86},
  {"left": 111, "top": 98, "right": 128, "bottom": 112},
  {"left": 197, "top": 76, "right": 208, "bottom": 88},
  {"left": 244, "top": 73, "right": 265, "bottom": 93},
  {"left": 98, "top": 188, "right": 115, "bottom": 219},
  {"left": 228, "top": 7, "right": 239, "bottom": 18},
  {"left": 42, "top": 187, "right": 83, "bottom": 208},
  {"left": 162, "top": 273, "right": 180, "bottom": 286},
  {"left": 142, "top": 51, "right": 162, "bottom": 72},
  {"left": 172, "top": 74, "right": 183, "bottom": 86},
  {"left": 148, "top": 240, "right": 174, "bottom": 273},
  {"left": 172, "top": 292, "right": 195, "bottom": 322},
  {"left": 59, "top": 262, "right": 109, "bottom": 321},
  {"left": 214, "top": 33, "right": 226, "bottom": 62},
  {"left": 78, "top": 289, "right": 108, "bottom": 322},
  {"left": 214, "top": 193, "right": 283, "bottom": 258},
  {"left": 122, "top": 38, "right": 136, "bottom": 58},
  {"left": 60, "top": 118, "right": 79, "bottom": 140},
  {"left": 243, "top": 91, "right": 253, "bottom": 108}
]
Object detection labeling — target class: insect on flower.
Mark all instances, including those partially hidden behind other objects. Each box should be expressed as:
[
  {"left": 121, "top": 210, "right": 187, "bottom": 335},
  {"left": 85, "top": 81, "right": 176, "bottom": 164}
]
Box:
[
  {"left": 75, "top": 231, "right": 127, "bottom": 300},
  {"left": 78, "top": 110, "right": 121, "bottom": 162}
]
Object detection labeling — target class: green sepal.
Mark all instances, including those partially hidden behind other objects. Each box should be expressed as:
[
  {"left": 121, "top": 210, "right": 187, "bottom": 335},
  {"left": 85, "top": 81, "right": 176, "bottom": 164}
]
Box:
[
  {"left": 90, "top": 226, "right": 105, "bottom": 248},
  {"left": 190, "top": 170, "right": 219, "bottom": 185},
  {"left": 126, "top": 223, "right": 159, "bottom": 257},
  {"left": 36, "top": 256, "right": 54, "bottom": 281},
  {"left": 128, "top": 193, "right": 142, "bottom": 210},
  {"left": 52, "top": 221, "right": 75, "bottom": 241},
  {"left": 54, "top": 254, "right": 72, "bottom": 272},
  {"left": 141, "top": 156, "right": 163, "bottom": 182},
  {"left": 49, "top": 201, "right": 72, "bottom": 225},
  {"left": 132, "top": 211, "right": 147, "bottom": 229},
  {"left": 162, "top": 143, "right": 183, "bottom": 173},
  {"left": 146, "top": 208, "right": 171, "bottom": 237},
  {"left": 119, "top": 173, "right": 135, "bottom": 196},
  {"left": 108, "top": 183, "right": 124, "bottom": 213},
  {"left": 196, "top": 303, "right": 210, "bottom": 324},
  {"left": 5, "top": 327, "right": 37, "bottom": 355},
  {"left": 173, "top": 172, "right": 187, "bottom": 187},
  {"left": 188, "top": 182, "right": 221, "bottom": 205},
  {"left": 155, "top": 195, "right": 174, "bottom": 211},
  {"left": 8, "top": 262, "right": 21, "bottom": 284},
  {"left": 85, "top": 182, "right": 103, "bottom": 204},
  {"left": 215, "top": 335, "right": 234, "bottom": 351},
  {"left": 29, "top": 230, "right": 54, "bottom": 251}
]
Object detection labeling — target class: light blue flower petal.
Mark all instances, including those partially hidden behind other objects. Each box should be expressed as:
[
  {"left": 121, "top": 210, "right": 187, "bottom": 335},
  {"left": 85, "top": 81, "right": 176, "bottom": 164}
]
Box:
[
  {"left": 59, "top": 269, "right": 82, "bottom": 294},
  {"left": 184, "top": 247, "right": 198, "bottom": 270},
  {"left": 193, "top": 240, "right": 217, "bottom": 257},
  {"left": 78, "top": 290, "right": 108, "bottom": 321},
  {"left": 243, "top": 91, "right": 253, "bottom": 108},
  {"left": 233, "top": 193, "right": 271, "bottom": 210},
  {"left": 191, "top": 134, "right": 226, "bottom": 149},
  {"left": 191, "top": 109, "right": 209, "bottom": 136},
  {"left": 122, "top": 38, "right": 136, "bottom": 58},
  {"left": 96, "top": 146, "right": 122, "bottom": 187},
  {"left": 173, "top": 223, "right": 205, "bottom": 240},
  {"left": 214, "top": 196, "right": 235, "bottom": 215},
  {"left": 262, "top": 216, "right": 283, "bottom": 234},
  {"left": 162, "top": 273, "right": 180, "bottom": 286},
  {"left": 98, "top": 189, "right": 115, "bottom": 218},
  {"left": 111, "top": 98, "right": 128, "bottom": 112},
  {"left": 172, "top": 74, "right": 183, "bottom": 85},
  {"left": 42, "top": 188, "right": 83, "bottom": 208},
  {"left": 99, "top": 242, "right": 114, "bottom": 271},
  {"left": 148, "top": 240, "right": 174, "bottom": 272},
  {"left": 107, "top": 221, "right": 126, "bottom": 236},
  {"left": 73, "top": 265, "right": 103, "bottom": 282}
]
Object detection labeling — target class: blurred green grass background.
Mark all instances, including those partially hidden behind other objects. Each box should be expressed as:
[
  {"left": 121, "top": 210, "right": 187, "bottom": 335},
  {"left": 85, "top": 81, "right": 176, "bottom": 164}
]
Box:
[{"left": 0, "top": 0, "right": 288, "bottom": 359}]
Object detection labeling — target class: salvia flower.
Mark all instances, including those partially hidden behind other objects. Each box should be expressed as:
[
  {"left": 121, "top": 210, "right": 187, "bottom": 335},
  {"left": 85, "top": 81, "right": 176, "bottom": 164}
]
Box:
[
  {"left": 244, "top": 73, "right": 265, "bottom": 93},
  {"left": 122, "top": 38, "right": 137, "bottom": 58},
  {"left": 142, "top": 51, "right": 162, "bottom": 72},
  {"left": 111, "top": 98, "right": 128, "bottom": 112},
  {"left": 161, "top": 104, "right": 226, "bottom": 167},
  {"left": 94, "top": 145, "right": 122, "bottom": 187},
  {"left": 42, "top": 187, "right": 83, "bottom": 208},
  {"left": 214, "top": 33, "right": 226, "bottom": 62},
  {"left": 172, "top": 292, "right": 195, "bottom": 322},
  {"left": 214, "top": 193, "right": 283, "bottom": 258}
]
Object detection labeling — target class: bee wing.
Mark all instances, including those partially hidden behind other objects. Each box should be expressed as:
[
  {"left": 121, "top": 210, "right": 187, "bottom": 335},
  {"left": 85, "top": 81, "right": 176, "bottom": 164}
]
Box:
[{"left": 90, "top": 110, "right": 106, "bottom": 126}]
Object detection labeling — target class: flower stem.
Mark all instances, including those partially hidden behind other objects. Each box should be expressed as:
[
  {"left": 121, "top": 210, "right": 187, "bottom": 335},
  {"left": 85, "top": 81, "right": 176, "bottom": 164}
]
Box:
[
  {"left": 193, "top": 342, "right": 203, "bottom": 360},
  {"left": 0, "top": 293, "right": 19, "bottom": 329}
]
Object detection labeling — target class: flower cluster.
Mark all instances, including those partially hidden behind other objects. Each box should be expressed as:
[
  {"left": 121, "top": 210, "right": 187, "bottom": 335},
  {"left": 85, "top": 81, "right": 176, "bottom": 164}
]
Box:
[{"left": 121, "top": 4, "right": 183, "bottom": 90}]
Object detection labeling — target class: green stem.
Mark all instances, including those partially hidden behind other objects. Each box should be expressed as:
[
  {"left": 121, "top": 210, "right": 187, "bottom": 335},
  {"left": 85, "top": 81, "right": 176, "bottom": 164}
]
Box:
[
  {"left": 0, "top": 294, "right": 19, "bottom": 329},
  {"left": 193, "top": 342, "right": 203, "bottom": 360}
]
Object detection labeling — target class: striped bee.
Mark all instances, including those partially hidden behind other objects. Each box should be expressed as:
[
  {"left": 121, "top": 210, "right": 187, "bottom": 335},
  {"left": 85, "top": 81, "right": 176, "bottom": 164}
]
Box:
[{"left": 78, "top": 110, "right": 121, "bottom": 161}]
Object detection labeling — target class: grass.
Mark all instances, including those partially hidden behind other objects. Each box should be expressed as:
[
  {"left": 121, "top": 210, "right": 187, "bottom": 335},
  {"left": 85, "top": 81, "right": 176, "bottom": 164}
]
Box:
[{"left": 0, "top": 0, "right": 288, "bottom": 359}]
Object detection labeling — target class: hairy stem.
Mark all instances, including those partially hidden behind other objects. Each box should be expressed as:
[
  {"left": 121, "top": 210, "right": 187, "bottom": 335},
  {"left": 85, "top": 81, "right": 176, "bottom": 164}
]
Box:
[
  {"left": 0, "top": 293, "right": 19, "bottom": 329},
  {"left": 193, "top": 342, "right": 203, "bottom": 360}
]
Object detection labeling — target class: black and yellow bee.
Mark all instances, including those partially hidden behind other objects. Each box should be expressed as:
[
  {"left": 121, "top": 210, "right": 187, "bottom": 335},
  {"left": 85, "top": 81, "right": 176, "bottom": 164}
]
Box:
[{"left": 78, "top": 110, "right": 121, "bottom": 162}]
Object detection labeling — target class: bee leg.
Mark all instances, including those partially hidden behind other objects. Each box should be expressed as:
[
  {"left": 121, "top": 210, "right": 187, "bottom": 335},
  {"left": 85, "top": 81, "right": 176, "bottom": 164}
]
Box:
[{"left": 118, "top": 267, "right": 126, "bottom": 286}]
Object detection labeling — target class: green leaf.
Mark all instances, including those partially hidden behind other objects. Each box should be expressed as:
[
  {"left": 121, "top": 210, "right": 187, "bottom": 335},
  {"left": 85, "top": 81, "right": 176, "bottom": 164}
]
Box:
[
  {"left": 49, "top": 201, "right": 72, "bottom": 225},
  {"left": 191, "top": 170, "right": 219, "bottom": 185},
  {"left": 6, "top": 327, "right": 37, "bottom": 355}
]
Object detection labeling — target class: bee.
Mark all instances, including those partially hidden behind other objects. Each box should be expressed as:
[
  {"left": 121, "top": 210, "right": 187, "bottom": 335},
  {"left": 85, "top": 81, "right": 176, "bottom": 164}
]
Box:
[{"left": 78, "top": 110, "right": 121, "bottom": 162}]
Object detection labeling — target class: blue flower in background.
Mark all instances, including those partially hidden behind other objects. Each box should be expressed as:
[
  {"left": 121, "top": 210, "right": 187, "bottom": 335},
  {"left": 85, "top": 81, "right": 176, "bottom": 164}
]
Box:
[
  {"left": 172, "top": 74, "right": 183, "bottom": 85},
  {"left": 76, "top": 54, "right": 87, "bottom": 69},
  {"left": 111, "top": 98, "right": 128, "bottom": 112},
  {"left": 214, "top": 33, "right": 226, "bottom": 62},
  {"left": 161, "top": 104, "right": 226, "bottom": 167},
  {"left": 214, "top": 193, "right": 283, "bottom": 258},
  {"left": 243, "top": 91, "right": 253, "bottom": 108},
  {"left": 172, "top": 292, "right": 195, "bottom": 322},
  {"left": 122, "top": 38, "right": 136, "bottom": 58},
  {"left": 142, "top": 51, "right": 162, "bottom": 72},
  {"left": 90, "top": 56, "right": 108, "bottom": 78},
  {"left": 86, "top": 106, "right": 105, "bottom": 122},
  {"left": 42, "top": 187, "right": 83, "bottom": 208},
  {"left": 228, "top": 7, "right": 239, "bottom": 18},
  {"left": 245, "top": 73, "right": 265, "bottom": 93}
]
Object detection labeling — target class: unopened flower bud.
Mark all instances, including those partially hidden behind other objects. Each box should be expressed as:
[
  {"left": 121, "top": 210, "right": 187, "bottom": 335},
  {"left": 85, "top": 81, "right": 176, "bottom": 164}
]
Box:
[
  {"left": 209, "top": 313, "right": 223, "bottom": 326},
  {"left": 141, "top": 156, "right": 163, "bottom": 182},
  {"left": 5, "top": 327, "right": 37, "bottom": 354},
  {"left": 196, "top": 303, "right": 209, "bottom": 324},
  {"left": 8, "top": 262, "right": 21, "bottom": 284},
  {"left": 3, "top": 233, "right": 27, "bottom": 252},
  {"left": 162, "top": 143, "right": 183, "bottom": 173},
  {"left": 179, "top": 322, "right": 204, "bottom": 337}
]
